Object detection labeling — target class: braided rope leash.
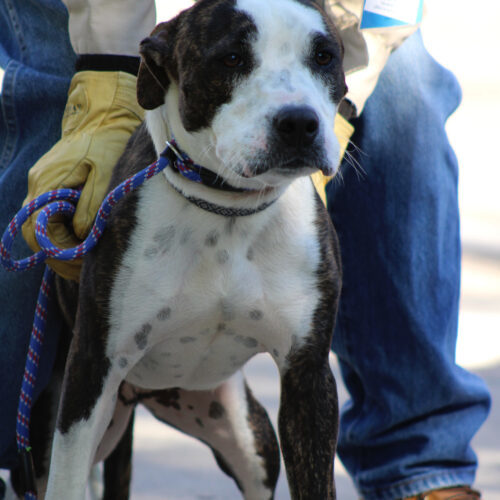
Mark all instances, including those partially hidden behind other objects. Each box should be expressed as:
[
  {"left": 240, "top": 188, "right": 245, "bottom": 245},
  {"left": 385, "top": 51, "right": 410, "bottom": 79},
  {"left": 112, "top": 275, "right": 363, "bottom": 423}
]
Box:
[{"left": 0, "top": 151, "right": 170, "bottom": 499}]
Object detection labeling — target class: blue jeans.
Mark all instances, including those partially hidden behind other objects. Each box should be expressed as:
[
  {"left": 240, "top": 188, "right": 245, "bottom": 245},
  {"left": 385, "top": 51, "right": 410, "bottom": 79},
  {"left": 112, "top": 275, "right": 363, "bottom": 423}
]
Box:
[
  {"left": 327, "top": 32, "right": 491, "bottom": 499},
  {"left": 0, "top": 0, "right": 75, "bottom": 469}
]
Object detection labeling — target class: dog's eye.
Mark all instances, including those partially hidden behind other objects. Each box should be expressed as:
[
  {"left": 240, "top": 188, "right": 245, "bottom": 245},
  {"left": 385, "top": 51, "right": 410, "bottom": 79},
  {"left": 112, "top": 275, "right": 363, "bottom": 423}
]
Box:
[
  {"left": 314, "top": 50, "right": 333, "bottom": 66},
  {"left": 223, "top": 53, "right": 243, "bottom": 68}
]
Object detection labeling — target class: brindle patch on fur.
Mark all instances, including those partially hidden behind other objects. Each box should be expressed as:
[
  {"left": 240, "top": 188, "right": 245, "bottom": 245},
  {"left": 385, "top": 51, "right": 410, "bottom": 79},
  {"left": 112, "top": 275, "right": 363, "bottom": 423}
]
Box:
[
  {"left": 244, "top": 382, "right": 281, "bottom": 491},
  {"left": 277, "top": 188, "right": 341, "bottom": 499},
  {"left": 138, "top": 0, "right": 258, "bottom": 130}
]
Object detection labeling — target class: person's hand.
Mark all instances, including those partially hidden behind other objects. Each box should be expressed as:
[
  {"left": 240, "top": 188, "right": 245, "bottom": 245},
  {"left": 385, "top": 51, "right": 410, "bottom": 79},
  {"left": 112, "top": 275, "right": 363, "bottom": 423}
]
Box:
[{"left": 22, "top": 70, "right": 143, "bottom": 281}]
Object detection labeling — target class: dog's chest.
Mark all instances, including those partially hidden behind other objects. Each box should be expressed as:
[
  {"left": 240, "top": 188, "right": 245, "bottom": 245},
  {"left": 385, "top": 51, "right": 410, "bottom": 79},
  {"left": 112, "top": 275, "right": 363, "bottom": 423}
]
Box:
[{"left": 107, "top": 176, "right": 321, "bottom": 391}]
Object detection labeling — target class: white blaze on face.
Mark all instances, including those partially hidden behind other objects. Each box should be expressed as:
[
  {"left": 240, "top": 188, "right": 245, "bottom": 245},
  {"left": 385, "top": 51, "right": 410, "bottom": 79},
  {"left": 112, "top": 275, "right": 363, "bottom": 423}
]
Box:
[{"left": 210, "top": 0, "right": 340, "bottom": 179}]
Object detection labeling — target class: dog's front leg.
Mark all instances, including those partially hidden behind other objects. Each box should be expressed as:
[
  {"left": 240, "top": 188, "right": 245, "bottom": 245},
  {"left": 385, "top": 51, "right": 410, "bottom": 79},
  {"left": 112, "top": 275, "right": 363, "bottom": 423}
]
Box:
[
  {"left": 45, "top": 338, "right": 124, "bottom": 500},
  {"left": 278, "top": 347, "right": 338, "bottom": 499}
]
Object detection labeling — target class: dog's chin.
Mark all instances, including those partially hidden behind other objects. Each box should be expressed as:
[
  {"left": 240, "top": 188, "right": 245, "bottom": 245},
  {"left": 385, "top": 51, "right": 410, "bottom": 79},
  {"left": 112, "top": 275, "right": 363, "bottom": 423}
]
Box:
[{"left": 241, "top": 156, "right": 335, "bottom": 183}]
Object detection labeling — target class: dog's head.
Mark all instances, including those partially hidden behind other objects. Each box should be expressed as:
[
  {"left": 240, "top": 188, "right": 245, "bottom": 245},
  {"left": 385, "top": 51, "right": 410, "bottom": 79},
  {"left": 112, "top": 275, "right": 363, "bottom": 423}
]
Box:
[{"left": 138, "top": 0, "right": 346, "bottom": 188}]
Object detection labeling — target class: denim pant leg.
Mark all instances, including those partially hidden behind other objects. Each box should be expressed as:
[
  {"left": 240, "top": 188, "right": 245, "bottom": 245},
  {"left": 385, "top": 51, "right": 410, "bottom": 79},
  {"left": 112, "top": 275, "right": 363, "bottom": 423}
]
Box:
[
  {"left": 327, "top": 32, "right": 491, "bottom": 500},
  {"left": 0, "top": 0, "right": 75, "bottom": 468}
]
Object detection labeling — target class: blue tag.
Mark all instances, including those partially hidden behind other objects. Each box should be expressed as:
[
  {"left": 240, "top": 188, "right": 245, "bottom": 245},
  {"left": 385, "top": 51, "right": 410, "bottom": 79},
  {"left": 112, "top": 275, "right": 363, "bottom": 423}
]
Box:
[{"left": 360, "top": 0, "right": 423, "bottom": 29}]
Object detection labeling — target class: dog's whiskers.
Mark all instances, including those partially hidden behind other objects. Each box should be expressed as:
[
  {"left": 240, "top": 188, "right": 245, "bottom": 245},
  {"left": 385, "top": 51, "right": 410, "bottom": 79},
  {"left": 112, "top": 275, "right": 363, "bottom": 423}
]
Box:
[{"left": 342, "top": 140, "right": 366, "bottom": 181}]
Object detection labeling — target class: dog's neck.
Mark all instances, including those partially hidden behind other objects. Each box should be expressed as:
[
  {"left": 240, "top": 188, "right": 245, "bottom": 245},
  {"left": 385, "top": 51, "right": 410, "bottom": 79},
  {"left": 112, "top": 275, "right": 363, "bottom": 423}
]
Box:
[{"left": 145, "top": 107, "right": 286, "bottom": 217}]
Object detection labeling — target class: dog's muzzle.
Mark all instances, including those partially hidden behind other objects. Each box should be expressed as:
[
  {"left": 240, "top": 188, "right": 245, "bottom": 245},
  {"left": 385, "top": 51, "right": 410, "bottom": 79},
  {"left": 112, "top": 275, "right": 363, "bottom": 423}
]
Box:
[
  {"left": 273, "top": 105, "right": 319, "bottom": 149},
  {"left": 244, "top": 104, "right": 332, "bottom": 178}
]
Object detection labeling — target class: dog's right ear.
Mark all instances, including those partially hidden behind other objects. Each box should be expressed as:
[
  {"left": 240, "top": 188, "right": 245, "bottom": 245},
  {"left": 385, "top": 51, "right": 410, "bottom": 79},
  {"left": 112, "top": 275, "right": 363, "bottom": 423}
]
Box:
[{"left": 137, "top": 21, "right": 177, "bottom": 110}]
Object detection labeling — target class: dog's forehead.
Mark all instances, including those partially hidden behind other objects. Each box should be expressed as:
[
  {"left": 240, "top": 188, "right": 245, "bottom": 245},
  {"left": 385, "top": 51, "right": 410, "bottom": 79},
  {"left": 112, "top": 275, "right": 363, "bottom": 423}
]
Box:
[
  {"left": 178, "top": 0, "right": 256, "bottom": 45},
  {"left": 236, "top": 0, "right": 330, "bottom": 47},
  {"left": 180, "top": 0, "right": 331, "bottom": 50}
]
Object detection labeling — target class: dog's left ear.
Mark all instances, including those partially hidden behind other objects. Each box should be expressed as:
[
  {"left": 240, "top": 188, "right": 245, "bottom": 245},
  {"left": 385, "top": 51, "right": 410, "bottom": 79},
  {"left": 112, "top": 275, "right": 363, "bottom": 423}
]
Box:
[{"left": 137, "top": 21, "right": 178, "bottom": 110}]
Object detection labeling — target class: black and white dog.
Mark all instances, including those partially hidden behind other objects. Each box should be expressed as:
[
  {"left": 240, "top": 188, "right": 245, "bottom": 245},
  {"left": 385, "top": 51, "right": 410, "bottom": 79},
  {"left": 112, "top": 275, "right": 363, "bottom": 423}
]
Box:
[{"left": 31, "top": 0, "right": 347, "bottom": 498}]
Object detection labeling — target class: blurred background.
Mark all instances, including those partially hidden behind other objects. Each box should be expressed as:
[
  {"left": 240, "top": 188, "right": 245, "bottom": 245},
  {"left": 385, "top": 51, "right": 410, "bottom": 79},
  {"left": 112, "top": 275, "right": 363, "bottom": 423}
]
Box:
[{"left": 1, "top": 0, "right": 498, "bottom": 498}]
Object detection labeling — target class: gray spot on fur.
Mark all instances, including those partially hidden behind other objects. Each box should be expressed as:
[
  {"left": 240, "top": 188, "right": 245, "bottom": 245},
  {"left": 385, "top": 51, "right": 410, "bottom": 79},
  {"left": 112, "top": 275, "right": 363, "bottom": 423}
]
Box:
[
  {"left": 217, "top": 323, "right": 226, "bottom": 332},
  {"left": 174, "top": 374, "right": 183, "bottom": 379},
  {"left": 118, "top": 357, "right": 128, "bottom": 368},
  {"left": 234, "top": 335, "right": 258, "bottom": 348},
  {"left": 205, "top": 230, "right": 219, "bottom": 247},
  {"left": 246, "top": 247, "right": 254, "bottom": 261},
  {"left": 276, "top": 69, "right": 295, "bottom": 92},
  {"left": 141, "top": 357, "right": 159, "bottom": 369},
  {"left": 135, "top": 323, "right": 152, "bottom": 350},
  {"left": 195, "top": 417, "right": 204, "bottom": 427},
  {"left": 280, "top": 43, "right": 291, "bottom": 55},
  {"left": 209, "top": 401, "right": 226, "bottom": 419},
  {"left": 180, "top": 336, "right": 197, "bottom": 344},
  {"left": 154, "top": 225, "right": 176, "bottom": 253},
  {"left": 180, "top": 227, "right": 192, "bottom": 245},
  {"left": 144, "top": 246, "right": 158, "bottom": 259},
  {"left": 161, "top": 352, "right": 171, "bottom": 357},
  {"left": 249, "top": 309, "right": 263, "bottom": 320},
  {"left": 216, "top": 249, "right": 230, "bottom": 264},
  {"left": 273, "top": 348, "right": 279, "bottom": 358},
  {"left": 221, "top": 299, "right": 235, "bottom": 320},
  {"left": 157, "top": 306, "right": 171, "bottom": 321}
]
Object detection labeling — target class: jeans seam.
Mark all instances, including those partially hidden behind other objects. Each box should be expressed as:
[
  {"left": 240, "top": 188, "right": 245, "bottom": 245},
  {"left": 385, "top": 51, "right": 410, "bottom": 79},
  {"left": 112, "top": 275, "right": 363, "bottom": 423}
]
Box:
[
  {"left": 4, "top": 0, "right": 28, "bottom": 62},
  {"left": 0, "top": 59, "right": 20, "bottom": 171}
]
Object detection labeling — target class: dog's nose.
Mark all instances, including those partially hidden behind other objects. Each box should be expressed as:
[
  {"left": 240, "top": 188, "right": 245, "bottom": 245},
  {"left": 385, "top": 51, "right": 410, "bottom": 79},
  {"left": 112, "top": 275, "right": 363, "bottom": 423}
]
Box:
[{"left": 273, "top": 106, "right": 319, "bottom": 148}]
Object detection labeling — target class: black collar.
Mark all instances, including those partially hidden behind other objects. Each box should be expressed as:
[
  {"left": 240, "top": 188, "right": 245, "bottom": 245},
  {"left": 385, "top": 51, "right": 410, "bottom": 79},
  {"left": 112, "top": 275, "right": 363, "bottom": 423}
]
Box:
[
  {"left": 162, "top": 139, "right": 250, "bottom": 193},
  {"left": 161, "top": 140, "right": 279, "bottom": 217}
]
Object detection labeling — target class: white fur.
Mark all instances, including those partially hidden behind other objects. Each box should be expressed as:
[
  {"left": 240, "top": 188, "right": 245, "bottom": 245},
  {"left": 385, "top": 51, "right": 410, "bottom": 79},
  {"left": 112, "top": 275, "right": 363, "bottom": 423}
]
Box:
[{"left": 107, "top": 172, "right": 321, "bottom": 391}]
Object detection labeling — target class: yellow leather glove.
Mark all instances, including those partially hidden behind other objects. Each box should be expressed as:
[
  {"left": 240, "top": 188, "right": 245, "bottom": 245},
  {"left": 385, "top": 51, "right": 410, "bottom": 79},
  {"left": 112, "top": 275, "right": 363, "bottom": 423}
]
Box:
[
  {"left": 22, "top": 71, "right": 144, "bottom": 281},
  {"left": 311, "top": 113, "right": 354, "bottom": 206}
]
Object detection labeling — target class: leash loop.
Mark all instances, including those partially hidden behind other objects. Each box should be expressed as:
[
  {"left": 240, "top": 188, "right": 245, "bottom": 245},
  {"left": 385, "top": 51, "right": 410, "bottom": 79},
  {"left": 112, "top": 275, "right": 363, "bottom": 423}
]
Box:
[
  {"left": 0, "top": 189, "right": 80, "bottom": 272},
  {"left": 1, "top": 155, "right": 168, "bottom": 272}
]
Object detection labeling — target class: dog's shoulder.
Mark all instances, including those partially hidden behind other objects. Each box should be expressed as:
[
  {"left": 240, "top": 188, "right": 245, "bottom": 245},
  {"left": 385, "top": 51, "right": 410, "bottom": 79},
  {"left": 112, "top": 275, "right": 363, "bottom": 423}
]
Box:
[{"left": 107, "top": 123, "right": 157, "bottom": 191}]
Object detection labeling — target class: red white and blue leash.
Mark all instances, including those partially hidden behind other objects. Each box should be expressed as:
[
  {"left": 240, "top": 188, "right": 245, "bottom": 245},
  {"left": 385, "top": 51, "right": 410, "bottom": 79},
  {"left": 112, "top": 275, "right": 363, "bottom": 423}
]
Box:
[{"left": 0, "top": 146, "right": 173, "bottom": 499}]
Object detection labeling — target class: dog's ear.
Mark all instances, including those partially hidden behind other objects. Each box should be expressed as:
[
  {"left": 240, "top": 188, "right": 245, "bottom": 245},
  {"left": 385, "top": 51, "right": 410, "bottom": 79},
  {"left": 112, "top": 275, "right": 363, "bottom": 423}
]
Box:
[{"left": 137, "top": 21, "right": 177, "bottom": 110}]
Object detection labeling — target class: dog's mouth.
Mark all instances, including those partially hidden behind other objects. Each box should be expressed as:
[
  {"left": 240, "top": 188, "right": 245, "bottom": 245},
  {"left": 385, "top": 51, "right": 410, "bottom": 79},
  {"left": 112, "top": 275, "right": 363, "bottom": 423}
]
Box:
[{"left": 241, "top": 150, "right": 334, "bottom": 179}]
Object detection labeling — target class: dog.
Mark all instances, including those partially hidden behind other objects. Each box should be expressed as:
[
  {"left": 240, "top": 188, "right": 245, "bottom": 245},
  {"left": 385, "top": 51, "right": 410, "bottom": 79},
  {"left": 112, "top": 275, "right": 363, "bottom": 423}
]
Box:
[{"left": 24, "top": 0, "right": 347, "bottom": 498}]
